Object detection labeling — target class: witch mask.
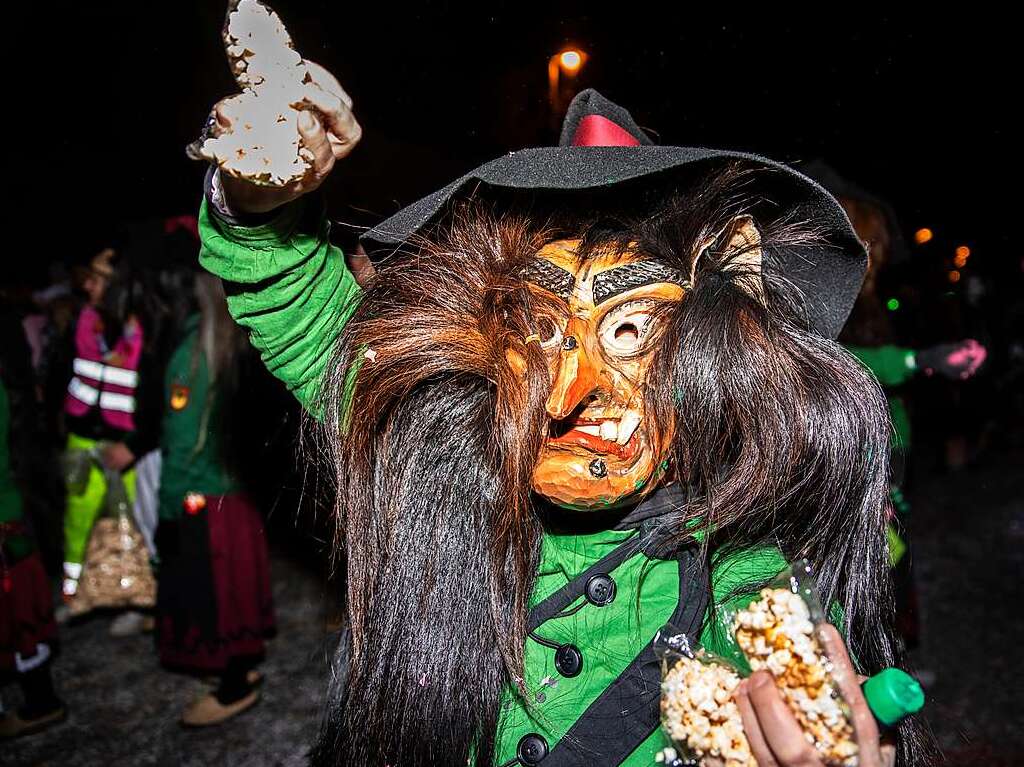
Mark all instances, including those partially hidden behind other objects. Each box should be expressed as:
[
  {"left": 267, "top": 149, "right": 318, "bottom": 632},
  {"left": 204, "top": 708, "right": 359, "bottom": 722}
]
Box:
[
  {"left": 523, "top": 217, "right": 763, "bottom": 510},
  {"left": 521, "top": 238, "right": 683, "bottom": 509}
]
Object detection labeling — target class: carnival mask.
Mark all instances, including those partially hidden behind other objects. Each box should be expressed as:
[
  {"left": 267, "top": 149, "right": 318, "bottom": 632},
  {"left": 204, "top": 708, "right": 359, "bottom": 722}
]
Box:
[
  {"left": 523, "top": 239, "right": 686, "bottom": 510},
  {"left": 521, "top": 217, "right": 764, "bottom": 510}
]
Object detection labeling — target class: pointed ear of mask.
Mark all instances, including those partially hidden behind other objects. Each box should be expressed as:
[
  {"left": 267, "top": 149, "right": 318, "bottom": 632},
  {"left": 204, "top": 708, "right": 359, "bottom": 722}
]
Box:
[{"left": 691, "top": 214, "right": 765, "bottom": 302}]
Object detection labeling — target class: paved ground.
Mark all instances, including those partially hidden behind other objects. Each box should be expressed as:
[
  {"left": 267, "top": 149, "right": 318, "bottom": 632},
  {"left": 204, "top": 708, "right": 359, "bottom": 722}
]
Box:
[
  {"left": 4, "top": 453, "right": 1022, "bottom": 766},
  {"left": 908, "top": 449, "right": 1024, "bottom": 765},
  {"left": 4, "top": 550, "right": 335, "bottom": 767}
]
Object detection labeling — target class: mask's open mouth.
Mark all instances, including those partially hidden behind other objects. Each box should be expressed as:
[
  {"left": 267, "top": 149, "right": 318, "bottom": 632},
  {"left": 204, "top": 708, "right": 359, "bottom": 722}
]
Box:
[{"left": 547, "top": 411, "right": 643, "bottom": 460}]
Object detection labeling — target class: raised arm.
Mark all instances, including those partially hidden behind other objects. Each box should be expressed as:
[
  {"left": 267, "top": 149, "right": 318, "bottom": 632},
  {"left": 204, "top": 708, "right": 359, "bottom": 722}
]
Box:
[{"left": 196, "top": 60, "right": 364, "bottom": 415}]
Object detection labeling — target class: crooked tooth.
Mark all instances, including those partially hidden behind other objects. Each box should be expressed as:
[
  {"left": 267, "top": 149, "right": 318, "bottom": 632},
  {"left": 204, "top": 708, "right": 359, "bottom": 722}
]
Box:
[
  {"left": 616, "top": 411, "right": 642, "bottom": 445},
  {"left": 576, "top": 424, "right": 601, "bottom": 436},
  {"left": 599, "top": 420, "right": 618, "bottom": 441}
]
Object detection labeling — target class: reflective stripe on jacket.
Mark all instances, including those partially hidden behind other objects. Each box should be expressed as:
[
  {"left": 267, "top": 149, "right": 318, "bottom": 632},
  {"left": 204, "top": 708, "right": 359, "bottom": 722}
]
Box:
[{"left": 64, "top": 306, "right": 144, "bottom": 431}]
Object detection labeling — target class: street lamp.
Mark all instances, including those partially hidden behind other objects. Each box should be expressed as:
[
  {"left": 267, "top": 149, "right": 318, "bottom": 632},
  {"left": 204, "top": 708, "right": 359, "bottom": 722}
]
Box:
[{"left": 549, "top": 47, "right": 588, "bottom": 117}]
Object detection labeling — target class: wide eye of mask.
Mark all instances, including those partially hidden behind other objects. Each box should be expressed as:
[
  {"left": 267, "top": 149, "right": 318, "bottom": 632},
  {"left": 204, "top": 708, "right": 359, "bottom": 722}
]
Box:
[{"left": 598, "top": 299, "right": 659, "bottom": 357}]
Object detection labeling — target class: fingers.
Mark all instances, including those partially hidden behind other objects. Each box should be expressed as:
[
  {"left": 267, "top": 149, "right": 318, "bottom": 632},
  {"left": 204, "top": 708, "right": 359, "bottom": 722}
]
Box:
[
  {"left": 736, "top": 677, "right": 780, "bottom": 766},
  {"left": 297, "top": 82, "right": 362, "bottom": 158},
  {"left": 745, "top": 672, "right": 823, "bottom": 766},
  {"left": 956, "top": 339, "right": 987, "bottom": 377},
  {"left": 297, "top": 110, "right": 335, "bottom": 179},
  {"left": 817, "top": 625, "right": 881, "bottom": 767}
]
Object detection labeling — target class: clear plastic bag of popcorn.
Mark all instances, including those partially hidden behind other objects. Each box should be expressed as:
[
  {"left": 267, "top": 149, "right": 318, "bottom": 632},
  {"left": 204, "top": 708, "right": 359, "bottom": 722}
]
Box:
[
  {"left": 69, "top": 468, "right": 156, "bottom": 616},
  {"left": 727, "top": 560, "right": 859, "bottom": 766},
  {"left": 655, "top": 626, "right": 757, "bottom": 767}
]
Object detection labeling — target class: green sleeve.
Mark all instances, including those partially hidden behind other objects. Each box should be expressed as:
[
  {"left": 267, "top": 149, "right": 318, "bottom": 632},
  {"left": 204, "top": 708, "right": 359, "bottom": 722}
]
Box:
[
  {"left": 846, "top": 344, "right": 917, "bottom": 387},
  {"left": 198, "top": 196, "right": 362, "bottom": 416}
]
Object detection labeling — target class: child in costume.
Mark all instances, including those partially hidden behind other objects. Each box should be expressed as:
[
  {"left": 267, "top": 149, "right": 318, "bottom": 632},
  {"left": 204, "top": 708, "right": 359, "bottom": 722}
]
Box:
[
  {"left": 153, "top": 271, "right": 275, "bottom": 727},
  {"left": 194, "top": 18, "right": 932, "bottom": 764}
]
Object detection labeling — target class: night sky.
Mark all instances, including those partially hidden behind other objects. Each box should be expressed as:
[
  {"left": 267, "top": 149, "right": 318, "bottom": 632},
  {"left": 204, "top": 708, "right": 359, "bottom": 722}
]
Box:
[{"left": 19, "top": 4, "right": 1014, "bottom": 290}]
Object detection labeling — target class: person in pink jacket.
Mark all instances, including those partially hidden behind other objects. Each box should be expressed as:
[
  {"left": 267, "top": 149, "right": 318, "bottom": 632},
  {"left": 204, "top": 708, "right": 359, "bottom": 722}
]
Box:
[{"left": 61, "top": 248, "right": 145, "bottom": 604}]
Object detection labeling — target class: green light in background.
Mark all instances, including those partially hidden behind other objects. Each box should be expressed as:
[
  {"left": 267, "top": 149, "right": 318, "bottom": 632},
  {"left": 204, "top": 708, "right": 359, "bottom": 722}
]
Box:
[{"left": 886, "top": 297, "right": 900, "bottom": 311}]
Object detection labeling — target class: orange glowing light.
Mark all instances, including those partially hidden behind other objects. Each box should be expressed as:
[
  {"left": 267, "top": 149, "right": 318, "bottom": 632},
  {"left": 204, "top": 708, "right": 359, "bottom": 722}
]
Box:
[
  {"left": 954, "top": 254, "right": 968, "bottom": 268},
  {"left": 559, "top": 50, "right": 583, "bottom": 72},
  {"left": 948, "top": 270, "right": 961, "bottom": 283},
  {"left": 955, "top": 245, "right": 971, "bottom": 259},
  {"left": 914, "top": 228, "right": 934, "bottom": 245}
]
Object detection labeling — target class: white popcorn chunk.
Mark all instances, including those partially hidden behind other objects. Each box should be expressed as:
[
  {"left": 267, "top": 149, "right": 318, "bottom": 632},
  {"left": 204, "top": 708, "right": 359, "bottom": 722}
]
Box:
[
  {"left": 192, "top": 0, "right": 316, "bottom": 186},
  {"left": 734, "top": 587, "right": 859, "bottom": 766},
  {"left": 661, "top": 655, "right": 756, "bottom": 767}
]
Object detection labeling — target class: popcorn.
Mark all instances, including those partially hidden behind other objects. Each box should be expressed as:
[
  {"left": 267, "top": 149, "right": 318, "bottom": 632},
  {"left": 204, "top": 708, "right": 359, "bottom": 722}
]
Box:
[
  {"left": 192, "top": 0, "right": 314, "bottom": 186},
  {"left": 661, "top": 655, "right": 756, "bottom": 767},
  {"left": 734, "top": 587, "right": 858, "bottom": 766},
  {"left": 69, "top": 516, "right": 155, "bottom": 616}
]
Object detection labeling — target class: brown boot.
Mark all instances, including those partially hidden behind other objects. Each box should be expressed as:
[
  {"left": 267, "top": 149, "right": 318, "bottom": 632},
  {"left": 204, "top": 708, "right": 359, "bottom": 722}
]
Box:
[
  {"left": 180, "top": 689, "right": 260, "bottom": 727},
  {"left": 0, "top": 705, "right": 67, "bottom": 739}
]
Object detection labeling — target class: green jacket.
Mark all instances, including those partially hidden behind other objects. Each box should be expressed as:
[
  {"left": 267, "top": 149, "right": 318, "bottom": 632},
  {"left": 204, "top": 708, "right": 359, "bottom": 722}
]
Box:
[
  {"left": 157, "top": 315, "right": 239, "bottom": 520},
  {"left": 199, "top": 196, "right": 787, "bottom": 765}
]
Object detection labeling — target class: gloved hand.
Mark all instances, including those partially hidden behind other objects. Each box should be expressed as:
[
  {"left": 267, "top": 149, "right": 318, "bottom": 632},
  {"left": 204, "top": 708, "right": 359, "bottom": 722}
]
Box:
[{"left": 915, "top": 339, "right": 987, "bottom": 380}]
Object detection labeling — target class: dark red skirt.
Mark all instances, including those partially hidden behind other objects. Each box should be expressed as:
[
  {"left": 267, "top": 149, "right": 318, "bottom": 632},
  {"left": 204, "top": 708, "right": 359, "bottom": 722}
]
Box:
[
  {"left": 156, "top": 494, "right": 276, "bottom": 673},
  {"left": 0, "top": 552, "right": 58, "bottom": 671}
]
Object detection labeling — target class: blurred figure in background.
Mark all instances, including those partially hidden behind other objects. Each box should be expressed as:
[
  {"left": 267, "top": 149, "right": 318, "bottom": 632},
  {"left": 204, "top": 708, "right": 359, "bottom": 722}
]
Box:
[
  {"left": 0, "top": 331, "right": 65, "bottom": 739},
  {"left": 806, "top": 162, "right": 986, "bottom": 649},
  {"left": 112, "top": 219, "right": 206, "bottom": 622},
  {"left": 61, "top": 248, "right": 145, "bottom": 606},
  {"left": 154, "top": 272, "right": 275, "bottom": 727}
]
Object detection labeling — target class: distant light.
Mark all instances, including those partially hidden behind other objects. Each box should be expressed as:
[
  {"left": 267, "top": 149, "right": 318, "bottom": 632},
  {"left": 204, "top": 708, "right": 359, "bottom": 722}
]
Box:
[
  {"left": 914, "top": 228, "right": 934, "bottom": 245},
  {"left": 955, "top": 245, "right": 971, "bottom": 259},
  {"left": 948, "top": 270, "right": 961, "bottom": 283},
  {"left": 954, "top": 253, "right": 969, "bottom": 268},
  {"left": 886, "top": 297, "right": 900, "bottom": 311},
  {"left": 559, "top": 50, "right": 583, "bottom": 72}
]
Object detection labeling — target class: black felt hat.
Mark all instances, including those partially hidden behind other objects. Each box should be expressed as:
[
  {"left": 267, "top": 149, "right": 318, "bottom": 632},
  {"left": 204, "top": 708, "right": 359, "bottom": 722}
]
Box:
[{"left": 360, "top": 89, "right": 866, "bottom": 339}]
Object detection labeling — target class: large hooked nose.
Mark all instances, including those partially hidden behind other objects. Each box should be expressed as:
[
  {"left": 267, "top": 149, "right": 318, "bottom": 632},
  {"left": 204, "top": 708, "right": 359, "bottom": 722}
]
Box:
[{"left": 545, "top": 319, "right": 599, "bottom": 420}]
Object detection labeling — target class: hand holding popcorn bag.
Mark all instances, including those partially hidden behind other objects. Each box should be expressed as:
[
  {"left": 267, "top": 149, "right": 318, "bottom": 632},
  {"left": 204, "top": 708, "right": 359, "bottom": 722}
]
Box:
[
  {"left": 729, "top": 560, "right": 859, "bottom": 766},
  {"left": 659, "top": 560, "right": 922, "bottom": 767}
]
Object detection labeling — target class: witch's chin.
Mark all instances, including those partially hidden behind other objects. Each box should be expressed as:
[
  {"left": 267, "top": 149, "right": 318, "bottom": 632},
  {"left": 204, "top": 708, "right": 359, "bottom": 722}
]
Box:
[{"left": 530, "top": 451, "right": 660, "bottom": 511}]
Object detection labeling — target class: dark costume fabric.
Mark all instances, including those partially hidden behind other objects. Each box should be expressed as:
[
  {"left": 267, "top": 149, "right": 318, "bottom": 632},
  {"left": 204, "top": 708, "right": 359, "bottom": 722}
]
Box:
[
  {"left": 155, "top": 318, "right": 274, "bottom": 672},
  {"left": 1, "top": 381, "right": 58, "bottom": 672},
  {"left": 0, "top": 549, "right": 57, "bottom": 672},
  {"left": 156, "top": 493, "right": 274, "bottom": 671}
]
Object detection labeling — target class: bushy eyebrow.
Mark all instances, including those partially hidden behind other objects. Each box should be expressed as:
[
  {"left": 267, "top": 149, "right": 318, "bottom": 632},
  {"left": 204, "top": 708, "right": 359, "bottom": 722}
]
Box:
[
  {"left": 522, "top": 258, "right": 575, "bottom": 300},
  {"left": 591, "top": 261, "right": 687, "bottom": 305}
]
